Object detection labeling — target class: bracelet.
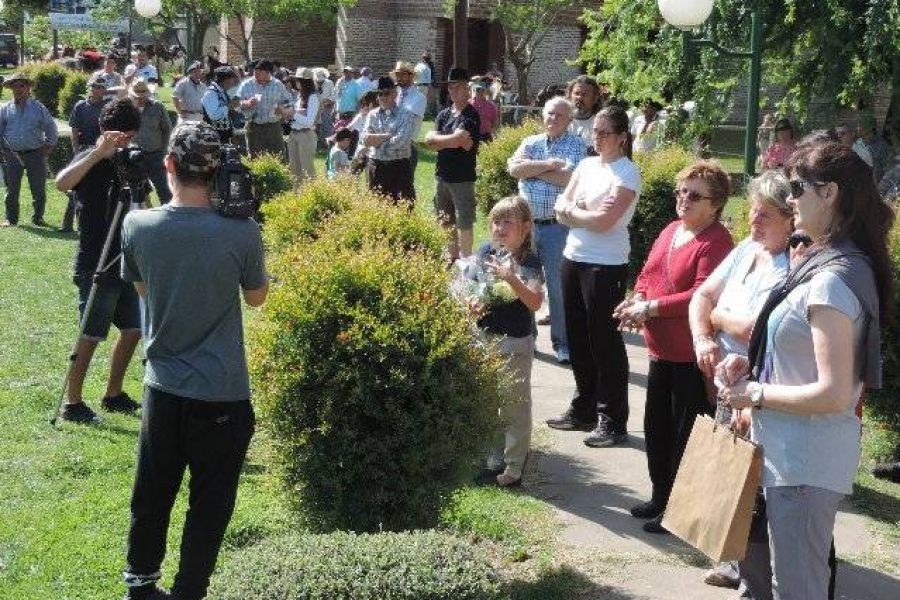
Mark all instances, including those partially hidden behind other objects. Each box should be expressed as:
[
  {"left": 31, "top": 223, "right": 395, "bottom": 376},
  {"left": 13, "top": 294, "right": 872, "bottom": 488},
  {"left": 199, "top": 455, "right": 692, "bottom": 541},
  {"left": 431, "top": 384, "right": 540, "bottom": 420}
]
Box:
[{"left": 693, "top": 334, "right": 715, "bottom": 348}]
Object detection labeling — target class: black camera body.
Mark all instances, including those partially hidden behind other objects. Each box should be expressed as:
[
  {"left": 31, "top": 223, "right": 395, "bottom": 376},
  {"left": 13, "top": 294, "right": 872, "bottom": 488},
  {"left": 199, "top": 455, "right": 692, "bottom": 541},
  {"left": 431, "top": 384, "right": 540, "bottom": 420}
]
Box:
[
  {"left": 213, "top": 144, "right": 258, "bottom": 219},
  {"left": 114, "top": 146, "right": 148, "bottom": 188}
]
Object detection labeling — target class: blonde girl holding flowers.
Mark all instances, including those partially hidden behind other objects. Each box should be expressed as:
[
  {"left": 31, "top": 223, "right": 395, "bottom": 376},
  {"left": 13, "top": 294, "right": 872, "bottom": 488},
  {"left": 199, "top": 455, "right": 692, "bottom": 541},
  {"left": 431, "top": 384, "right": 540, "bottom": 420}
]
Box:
[{"left": 474, "top": 195, "right": 544, "bottom": 487}]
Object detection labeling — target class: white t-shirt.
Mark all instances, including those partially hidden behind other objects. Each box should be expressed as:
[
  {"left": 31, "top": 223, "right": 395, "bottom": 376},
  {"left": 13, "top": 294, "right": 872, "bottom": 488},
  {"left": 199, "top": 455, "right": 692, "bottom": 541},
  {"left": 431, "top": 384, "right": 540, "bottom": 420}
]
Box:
[
  {"left": 706, "top": 238, "right": 789, "bottom": 355},
  {"left": 414, "top": 62, "right": 432, "bottom": 85},
  {"left": 563, "top": 156, "right": 641, "bottom": 265},
  {"left": 569, "top": 117, "right": 594, "bottom": 148},
  {"left": 752, "top": 271, "right": 865, "bottom": 494}
]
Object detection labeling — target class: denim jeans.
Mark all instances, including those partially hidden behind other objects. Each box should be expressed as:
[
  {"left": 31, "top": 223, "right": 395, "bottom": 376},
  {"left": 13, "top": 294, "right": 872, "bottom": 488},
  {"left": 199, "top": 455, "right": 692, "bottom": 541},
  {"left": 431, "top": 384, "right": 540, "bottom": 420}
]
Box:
[{"left": 533, "top": 221, "right": 569, "bottom": 352}]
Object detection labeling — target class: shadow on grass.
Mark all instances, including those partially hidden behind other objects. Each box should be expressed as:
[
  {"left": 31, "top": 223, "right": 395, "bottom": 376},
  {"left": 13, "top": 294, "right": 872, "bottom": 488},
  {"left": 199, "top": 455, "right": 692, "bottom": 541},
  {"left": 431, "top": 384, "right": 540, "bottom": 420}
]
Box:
[
  {"left": 16, "top": 224, "right": 78, "bottom": 241},
  {"left": 849, "top": 475, "right": 900, "bottom": 528},
  {"left": 506, "top": 564, "right": 642, "bottom": 600},
  {"left": 835, "top": 558, "right": 900, "bottom": 598}
]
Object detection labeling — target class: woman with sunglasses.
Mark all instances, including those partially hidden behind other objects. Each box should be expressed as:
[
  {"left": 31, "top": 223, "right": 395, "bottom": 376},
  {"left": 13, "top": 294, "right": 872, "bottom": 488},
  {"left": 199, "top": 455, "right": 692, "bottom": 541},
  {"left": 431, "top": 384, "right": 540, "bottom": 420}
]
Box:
[
  {"left": 688, "top": 170, "right": 793, "bottom": 591},
  {"left": 546, "top": 106, "right": 640, "bottom": 449},
  {"left": 718, "top": 142, "right": 894, "bottom": 599},
  {"left": 614, "top": 160, "right": 734, "bottom": 534}
]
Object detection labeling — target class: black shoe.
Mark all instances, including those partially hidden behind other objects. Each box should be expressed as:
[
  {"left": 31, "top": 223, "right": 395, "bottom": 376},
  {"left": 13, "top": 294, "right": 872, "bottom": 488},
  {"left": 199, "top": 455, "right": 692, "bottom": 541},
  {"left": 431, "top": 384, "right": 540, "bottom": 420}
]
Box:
[
  {"left": 546, "top": 410, "right": 596, "bottom": 432},
  {"left": 474, "top": 466, "right": 505, "bottom": 486},
  {"left": 31, "top": 217, "right": 50, "bottom": 227},
  {"left": 123, "top": 585, "right": 172, "bottom": 600},
  {"left": 642, "top": 515, "right": 670, "bottom": 534},
  {"left": 102, "top": 392, "right": 140, "bottom": 413},
  {"left": 58, "top": 225, "right": 74, "bottom": 233},
  {"left": 583, "top": 419, "right": 627, "bottom": 448},
  {"left": 630, "top": 500, "right": 663, "bottom": 519},
  {"left": 60, "top": 401, "right": 102, "bottom": 424},
  {"left": 872, "top": 461, "right": 900, "bottom": 483}
]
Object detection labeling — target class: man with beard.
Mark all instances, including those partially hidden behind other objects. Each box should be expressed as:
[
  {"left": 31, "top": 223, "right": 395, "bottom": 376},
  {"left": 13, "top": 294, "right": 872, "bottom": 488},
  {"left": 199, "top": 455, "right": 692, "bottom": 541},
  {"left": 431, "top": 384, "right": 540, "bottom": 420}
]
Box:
[{"left": 566, "top": 75, "right": 602, "bottom": 148}]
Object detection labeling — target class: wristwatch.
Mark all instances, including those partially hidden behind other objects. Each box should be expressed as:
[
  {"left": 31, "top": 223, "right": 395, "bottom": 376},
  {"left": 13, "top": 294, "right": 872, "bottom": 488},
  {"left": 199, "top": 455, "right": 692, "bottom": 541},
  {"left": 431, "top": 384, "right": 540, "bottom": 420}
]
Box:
[{"left": 748, "top": 382, "right": 764, "bottom": 410}]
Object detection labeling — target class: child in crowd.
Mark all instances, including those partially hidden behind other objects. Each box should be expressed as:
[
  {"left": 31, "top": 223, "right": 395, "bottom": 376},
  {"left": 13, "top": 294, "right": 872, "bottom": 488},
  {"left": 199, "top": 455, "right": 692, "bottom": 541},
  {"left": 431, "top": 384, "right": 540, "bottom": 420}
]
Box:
[
  {"left": 474, "top": 196, "right": 543, "bottom": 487},
  {"left": 327, "top": 128, "right": 353, "bottom": 179}
]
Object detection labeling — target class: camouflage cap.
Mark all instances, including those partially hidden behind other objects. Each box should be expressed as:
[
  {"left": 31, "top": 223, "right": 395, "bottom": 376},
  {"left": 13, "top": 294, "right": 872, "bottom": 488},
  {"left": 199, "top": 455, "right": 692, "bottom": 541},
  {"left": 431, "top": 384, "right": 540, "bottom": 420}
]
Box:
[{"left": 168, "top": 123, "right": 222, "bottom": 174}]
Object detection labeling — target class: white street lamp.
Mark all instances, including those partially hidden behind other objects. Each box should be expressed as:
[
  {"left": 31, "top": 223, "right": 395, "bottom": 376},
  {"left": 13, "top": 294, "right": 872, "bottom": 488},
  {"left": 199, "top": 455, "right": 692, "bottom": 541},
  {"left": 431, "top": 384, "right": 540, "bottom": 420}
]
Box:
[
  {"left": 134, "top": 0, "right": 162, "bottom": 19},
  {"left": 658, "top": 0, "right": 715, "bottom": 30}
]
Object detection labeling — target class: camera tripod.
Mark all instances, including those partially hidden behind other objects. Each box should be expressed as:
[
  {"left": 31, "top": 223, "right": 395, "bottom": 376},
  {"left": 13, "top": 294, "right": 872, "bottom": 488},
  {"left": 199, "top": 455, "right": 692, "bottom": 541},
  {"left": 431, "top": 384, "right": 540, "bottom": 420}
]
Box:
[{"left": 51, "top": 181, "right": 149, "bottom": 426}]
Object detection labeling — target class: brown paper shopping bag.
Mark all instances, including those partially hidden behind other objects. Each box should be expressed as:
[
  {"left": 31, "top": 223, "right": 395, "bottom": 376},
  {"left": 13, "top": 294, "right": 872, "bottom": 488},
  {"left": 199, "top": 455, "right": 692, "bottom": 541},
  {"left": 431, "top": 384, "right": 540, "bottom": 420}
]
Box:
[{"left": 661, "top": 414, "right": 762, "bottom": 562}]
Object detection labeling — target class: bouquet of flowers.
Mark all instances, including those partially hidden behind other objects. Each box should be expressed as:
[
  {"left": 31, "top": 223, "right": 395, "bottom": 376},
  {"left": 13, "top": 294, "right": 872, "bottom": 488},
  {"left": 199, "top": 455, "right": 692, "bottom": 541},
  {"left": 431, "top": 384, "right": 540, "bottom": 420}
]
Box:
[{"left": 450, "top": 249, "right": 518, "bottom": 309}]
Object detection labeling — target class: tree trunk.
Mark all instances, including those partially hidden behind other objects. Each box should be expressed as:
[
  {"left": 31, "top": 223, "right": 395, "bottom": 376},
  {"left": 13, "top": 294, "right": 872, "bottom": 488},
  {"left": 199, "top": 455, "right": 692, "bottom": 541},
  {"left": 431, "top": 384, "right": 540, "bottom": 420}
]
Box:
[
  {"left": 192, "top": 15, "right": 213, "bottom": 62},
  {"left": 453, "top": 0, "right": 468, "bottom": 69}
]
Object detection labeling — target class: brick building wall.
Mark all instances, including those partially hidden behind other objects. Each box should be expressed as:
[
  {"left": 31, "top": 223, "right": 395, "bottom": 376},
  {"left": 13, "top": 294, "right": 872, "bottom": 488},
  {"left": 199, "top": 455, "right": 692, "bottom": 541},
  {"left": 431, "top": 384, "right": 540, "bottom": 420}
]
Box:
[{"left": 220, "top": 16, "right": 337, "bottom": 68}]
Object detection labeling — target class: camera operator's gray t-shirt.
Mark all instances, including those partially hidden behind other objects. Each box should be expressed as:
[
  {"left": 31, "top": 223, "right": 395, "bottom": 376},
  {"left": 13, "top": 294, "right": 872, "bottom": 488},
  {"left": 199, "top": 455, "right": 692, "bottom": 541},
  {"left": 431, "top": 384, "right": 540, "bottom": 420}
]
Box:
[{"left": 121, "top": 205, "right": 266, "bottom": 401}]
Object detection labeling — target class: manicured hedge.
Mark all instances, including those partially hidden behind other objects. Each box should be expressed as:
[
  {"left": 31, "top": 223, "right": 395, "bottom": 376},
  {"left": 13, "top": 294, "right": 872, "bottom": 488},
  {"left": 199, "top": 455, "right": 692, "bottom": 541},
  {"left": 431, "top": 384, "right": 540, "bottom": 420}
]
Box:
[
  {"left": 57, "top": 72, "right": 88, "bottom": 120},
  {"left": 19, "top": 62, "right": 70, "bottom": 116},
  {"left": 244, "top": 152, "right": 292, "bottom": 205},
  {"left": 630, "top": 146, "right": 695, "bottom": 280},
  {"left": 251, "top": 183, "right": 504, "bottom": 532},
  {"left": 474, "top": 118, "right": 543, "bottom": 215},
  {"left": 208, "top": 531, "right": 501, "bottom": 600}
]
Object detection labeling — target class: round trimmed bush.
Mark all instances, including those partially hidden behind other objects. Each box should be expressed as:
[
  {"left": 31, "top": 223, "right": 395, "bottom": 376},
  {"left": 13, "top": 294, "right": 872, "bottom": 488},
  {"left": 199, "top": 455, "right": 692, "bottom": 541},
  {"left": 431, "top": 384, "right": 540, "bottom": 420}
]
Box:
[
  {"left": 251, "top": 201, "right": 504, "bottom": 532},
  {"left": 208, "top": 531, "right": 501, "bottom": 600},
  {"left": 244, "top": 152, "right": 293, "bottom": 205},
  {"left": 475, "top": 118, "right": 543, "bottom": 215},
  {"left": 58, "top": 72, "right": 88, "bottom": 119},
  {"left": 261, "top": 178, "right": 357, "bottom": 252},
  {"left": 19, "top": 62, "right": 70, "bottom": 116},
  {"left": 630, "top": 145, "right": 694, "bottom": 279}
]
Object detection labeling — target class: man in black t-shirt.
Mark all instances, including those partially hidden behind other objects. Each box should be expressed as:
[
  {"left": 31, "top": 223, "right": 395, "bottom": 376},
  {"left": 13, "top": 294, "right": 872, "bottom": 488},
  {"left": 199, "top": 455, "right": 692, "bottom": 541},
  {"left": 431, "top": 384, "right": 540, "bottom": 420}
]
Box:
[
  {"left": 424, "top": 67, "right": 480, "bottom": 261},
  {"left": 54, "top": 99, "right": 144, "bottom": 423}
]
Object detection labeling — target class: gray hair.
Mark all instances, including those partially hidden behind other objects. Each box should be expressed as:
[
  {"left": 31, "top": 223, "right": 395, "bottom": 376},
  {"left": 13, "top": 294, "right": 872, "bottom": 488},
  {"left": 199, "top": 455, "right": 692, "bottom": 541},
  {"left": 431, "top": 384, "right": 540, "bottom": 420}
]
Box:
[
  {"left": 747, "top": 170, "right": 792, "bottom": 217},
  {"left": 542, "top": 96, "right": 574, "bottom": 119}
]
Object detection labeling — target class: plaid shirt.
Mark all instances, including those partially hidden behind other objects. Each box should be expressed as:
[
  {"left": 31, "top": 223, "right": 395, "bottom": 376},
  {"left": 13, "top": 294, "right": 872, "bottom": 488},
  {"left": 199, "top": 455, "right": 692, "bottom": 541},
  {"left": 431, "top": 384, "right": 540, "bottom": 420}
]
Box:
[
  {"left": 511, "top": 131, "right": 587, "bottom": 219},
  {"left": 238, "top": 77, "right": 293, "bottom": 125},
  {"left": 361, "top": 104, "right": 415, "bottom": 161}
]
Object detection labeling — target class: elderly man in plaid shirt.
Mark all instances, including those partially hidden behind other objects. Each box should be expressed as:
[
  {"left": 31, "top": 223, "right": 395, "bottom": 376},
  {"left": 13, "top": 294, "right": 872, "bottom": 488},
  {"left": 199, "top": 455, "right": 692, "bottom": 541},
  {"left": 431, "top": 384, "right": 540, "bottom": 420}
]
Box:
[
  {"left": 507, "top": 97, "right": 587, "bottom": 364},
  {"left": 361, "top": 76, "right": 417, "bottom": 205},
  {"left": 238, "top": 59, "right": 293, "bottom": 157}
]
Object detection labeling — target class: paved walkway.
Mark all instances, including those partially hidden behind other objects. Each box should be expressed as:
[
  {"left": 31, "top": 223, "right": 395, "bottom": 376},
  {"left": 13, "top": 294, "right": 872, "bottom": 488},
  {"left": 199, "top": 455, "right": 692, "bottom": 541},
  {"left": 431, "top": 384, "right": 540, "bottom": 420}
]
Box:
[{"left": 523, "top": 314, "right": 900, "bottom": 600}]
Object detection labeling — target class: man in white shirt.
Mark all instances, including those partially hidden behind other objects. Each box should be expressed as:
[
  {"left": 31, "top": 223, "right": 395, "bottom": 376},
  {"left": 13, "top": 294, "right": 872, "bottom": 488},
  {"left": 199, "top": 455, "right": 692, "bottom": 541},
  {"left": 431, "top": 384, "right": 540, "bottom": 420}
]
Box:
[
  {"left": 393, "top": 61, "right": 427, "bottom": 173},
  {"left": 414, "top": 52, "right": 433, "bottom": 114},
  {"left": 566, "top": 75, "right": 602, "bottom": 148},
  {"left": 356, "top": 67, "right": 376, "bottom": 94},
  {"left": 173, "top": 61, "right": 208, "bottom": 123},
  {"left": 134, "top": 49, "right": 158, "bottom": 82}
]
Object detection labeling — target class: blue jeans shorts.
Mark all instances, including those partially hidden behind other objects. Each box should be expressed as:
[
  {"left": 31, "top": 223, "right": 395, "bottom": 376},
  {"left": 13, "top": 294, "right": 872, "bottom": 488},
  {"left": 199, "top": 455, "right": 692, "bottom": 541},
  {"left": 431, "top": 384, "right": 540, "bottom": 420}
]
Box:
[{"left": 75, "top": 274, "right": 141, "bottom": 341}]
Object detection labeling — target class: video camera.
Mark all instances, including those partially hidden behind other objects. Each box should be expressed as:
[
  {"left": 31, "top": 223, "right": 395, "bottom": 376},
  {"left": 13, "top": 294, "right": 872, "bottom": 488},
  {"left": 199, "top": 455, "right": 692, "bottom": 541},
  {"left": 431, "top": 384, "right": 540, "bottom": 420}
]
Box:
[
  {"left": 213, "top": 144, "right": 258, "bottom": 219},
  {"left": 114, "top": 146, "right": 148, "bottom": 187}
]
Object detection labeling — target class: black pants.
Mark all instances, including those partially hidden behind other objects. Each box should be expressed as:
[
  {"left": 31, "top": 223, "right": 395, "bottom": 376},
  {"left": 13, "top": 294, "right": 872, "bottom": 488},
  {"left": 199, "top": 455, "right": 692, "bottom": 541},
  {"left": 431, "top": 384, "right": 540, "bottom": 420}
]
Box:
[
  {"left": 561, "top": 258, "right": 629, "bottom": 430},
  {"left": 644, "top": 358, "right": 712, "bottom": 507},
  {"left": 125, "top": 387, "right": 254, "bottom": 600},
  {"left": 366, "top": 157, "right": 416, "bottom": 206}
]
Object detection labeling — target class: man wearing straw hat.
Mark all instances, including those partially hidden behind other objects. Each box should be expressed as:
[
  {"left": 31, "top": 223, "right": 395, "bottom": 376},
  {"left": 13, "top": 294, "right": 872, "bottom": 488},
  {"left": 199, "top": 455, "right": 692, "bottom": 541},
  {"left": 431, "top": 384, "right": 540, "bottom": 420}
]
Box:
[
  {"left": 392, "top": 60, "right": 427, "bottom": 173},
  {"left": 0, "top": 73, "right": 58, "bottom": 228},
  {"left": 131, "top": 80, "right": 173, "bottom": 205}
]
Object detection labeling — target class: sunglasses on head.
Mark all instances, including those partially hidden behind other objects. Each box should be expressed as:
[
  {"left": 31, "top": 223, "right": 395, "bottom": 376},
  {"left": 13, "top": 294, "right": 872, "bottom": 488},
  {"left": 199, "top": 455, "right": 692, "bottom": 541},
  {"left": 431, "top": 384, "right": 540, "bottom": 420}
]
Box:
[
  {"left": 676, "top": 188, "right": 714, "bottom": 203},
  {"left": 788, "top": 178, "right": 827, "bottom": 198}
]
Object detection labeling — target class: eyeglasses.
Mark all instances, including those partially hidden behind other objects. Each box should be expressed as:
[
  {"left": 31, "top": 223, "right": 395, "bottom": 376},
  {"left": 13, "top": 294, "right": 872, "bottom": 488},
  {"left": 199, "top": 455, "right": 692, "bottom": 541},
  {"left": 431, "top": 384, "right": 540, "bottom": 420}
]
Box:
[
  {"left": 788, "top": 232, "right": 813, "bottom": 249},
  {"left": 676, "top": 188, "right": 715, "bottom": 203},
  {"left": 788, "top": 178, "right": 827, "bottom": 198}
]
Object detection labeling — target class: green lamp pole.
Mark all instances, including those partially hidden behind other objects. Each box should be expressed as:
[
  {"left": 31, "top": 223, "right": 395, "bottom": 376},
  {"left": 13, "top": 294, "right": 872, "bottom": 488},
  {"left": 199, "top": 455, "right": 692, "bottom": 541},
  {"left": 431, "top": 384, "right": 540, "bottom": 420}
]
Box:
[{"left": 659, "top": 0, "right": 764, "bottom": 179}]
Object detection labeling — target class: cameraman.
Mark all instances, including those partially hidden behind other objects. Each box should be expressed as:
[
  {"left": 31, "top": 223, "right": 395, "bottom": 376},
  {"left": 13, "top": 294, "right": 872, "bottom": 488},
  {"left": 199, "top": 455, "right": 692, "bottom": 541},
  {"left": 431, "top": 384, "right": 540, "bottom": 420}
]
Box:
[
  {"left": 55, "top": 98, "right": 144, "bottom": 423},
  {"left": 119, "top": 122, "right": 268, "bottom": 600}
]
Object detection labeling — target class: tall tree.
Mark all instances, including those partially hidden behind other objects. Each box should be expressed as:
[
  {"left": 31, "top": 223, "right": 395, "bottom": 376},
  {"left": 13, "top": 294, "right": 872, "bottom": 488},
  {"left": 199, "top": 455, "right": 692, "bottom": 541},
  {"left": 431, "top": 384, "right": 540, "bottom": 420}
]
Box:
[
  {"left": 489, "top": 0, "right": 580, "bottom": 103},
  {"left": 580, "top": 0, "right": 900, "bottom": 139}
]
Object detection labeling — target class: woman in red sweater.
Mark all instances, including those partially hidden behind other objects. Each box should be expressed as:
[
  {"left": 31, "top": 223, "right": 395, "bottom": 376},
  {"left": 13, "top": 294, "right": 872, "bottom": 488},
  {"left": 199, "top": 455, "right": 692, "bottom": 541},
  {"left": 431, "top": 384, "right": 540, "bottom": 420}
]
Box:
[{"left": 613, "top": 160, "right": 734, "bottom": 534}]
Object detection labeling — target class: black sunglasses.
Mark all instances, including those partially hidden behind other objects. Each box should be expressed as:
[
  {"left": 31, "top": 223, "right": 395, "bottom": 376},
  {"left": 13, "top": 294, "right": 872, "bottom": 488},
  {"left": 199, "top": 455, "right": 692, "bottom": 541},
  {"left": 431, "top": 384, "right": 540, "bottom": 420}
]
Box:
[
  {"left": 788, "top": 178, "right": 827, "bottom": 198},
  {"left": 788, "top": 232, "right": 813, "bottom": 249},
  {"left": 676, "top": 188, "right": 715, "bottom": 203}
]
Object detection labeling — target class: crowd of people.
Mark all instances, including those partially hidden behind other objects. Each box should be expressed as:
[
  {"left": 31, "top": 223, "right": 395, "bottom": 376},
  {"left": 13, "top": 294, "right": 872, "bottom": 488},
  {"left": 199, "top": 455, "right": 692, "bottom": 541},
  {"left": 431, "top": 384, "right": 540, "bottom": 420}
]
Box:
[{"left": 0, "top": 44, "right": 897, "bottom": 600}]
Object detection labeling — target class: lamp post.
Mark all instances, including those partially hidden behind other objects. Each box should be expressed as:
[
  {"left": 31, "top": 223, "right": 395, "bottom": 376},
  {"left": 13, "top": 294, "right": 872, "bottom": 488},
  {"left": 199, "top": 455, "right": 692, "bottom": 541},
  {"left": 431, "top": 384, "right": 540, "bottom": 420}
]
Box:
[{"left": 658, "top": 0, "right": 763, "bottom": 179}]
